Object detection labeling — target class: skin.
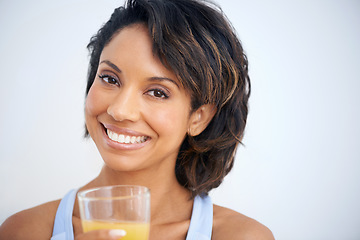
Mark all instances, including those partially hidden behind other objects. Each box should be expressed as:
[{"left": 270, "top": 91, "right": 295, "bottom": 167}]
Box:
[{"left": 0, "top": 24, "right": 274, "bottom": 240}]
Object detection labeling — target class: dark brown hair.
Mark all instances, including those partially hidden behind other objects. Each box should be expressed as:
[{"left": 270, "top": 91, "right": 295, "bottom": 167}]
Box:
[{"left": 85, "top": 0, "right": 250, "bottom": 197}]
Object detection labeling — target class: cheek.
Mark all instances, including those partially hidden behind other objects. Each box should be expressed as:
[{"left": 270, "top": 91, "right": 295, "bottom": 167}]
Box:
[
  {"left": 85, "top": 86, "right": 106, "bottom": 120},
  {"left": 149, "top": 105, "right": 190, "bottom": 135}
]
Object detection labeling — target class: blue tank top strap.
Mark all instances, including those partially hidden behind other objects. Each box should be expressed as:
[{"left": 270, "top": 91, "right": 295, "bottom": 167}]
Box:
[
  {"left": 186, "top": 195, "right": 213, "bottom": 240},
  {"left": 51, "top": 189, "right": 77, "bottom": 240},
  {"left": 51, "top": 189, "right": 213, "bottom": 240}
]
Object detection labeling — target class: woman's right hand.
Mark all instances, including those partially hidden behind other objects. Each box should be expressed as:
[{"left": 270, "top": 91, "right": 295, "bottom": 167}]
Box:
[{"left": 75, "top": 229, "right": 126, "bottom": 240}]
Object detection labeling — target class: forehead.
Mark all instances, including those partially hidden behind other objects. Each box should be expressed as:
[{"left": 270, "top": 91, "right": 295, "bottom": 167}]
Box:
[{"left": 101, "top": 24, "right": 153, "bottom": 62}]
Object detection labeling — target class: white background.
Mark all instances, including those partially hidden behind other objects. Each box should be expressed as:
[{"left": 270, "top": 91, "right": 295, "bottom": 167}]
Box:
[{"left": 1, "top": 0, "right": 359, "bottom": 239}]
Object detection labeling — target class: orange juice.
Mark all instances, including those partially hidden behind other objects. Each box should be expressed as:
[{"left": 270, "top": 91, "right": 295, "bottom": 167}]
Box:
[{"left": 82, "top": 220, "right": 150, "bottom": 240}]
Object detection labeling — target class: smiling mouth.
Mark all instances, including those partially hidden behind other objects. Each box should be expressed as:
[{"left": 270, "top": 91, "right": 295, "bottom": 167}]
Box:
[{"left": 106, "top": 129, "right": 149, "bottom": 144}]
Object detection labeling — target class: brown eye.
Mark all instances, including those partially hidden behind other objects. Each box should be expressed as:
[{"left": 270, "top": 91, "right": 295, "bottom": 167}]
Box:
[
  {"left": 147, "top": 89, "right": 169, "bottom": 99},
  {"left": 98, "top": 74, "right": 119, "bottom": 86}
]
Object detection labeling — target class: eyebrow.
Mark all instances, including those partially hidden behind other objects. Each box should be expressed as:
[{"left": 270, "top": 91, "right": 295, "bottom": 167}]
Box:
[
  {"left": 99, "top": 60, "right": 121, "bottom": 73},
  {"left": 99, "top": 60, "right": 180, "bottom": 89},
  {"left": 148, "top": 77, "right": 180, "bottom": 89}
]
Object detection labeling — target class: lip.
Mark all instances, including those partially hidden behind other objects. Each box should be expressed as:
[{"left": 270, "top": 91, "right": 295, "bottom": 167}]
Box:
[
  {"left": 103, "top": 123, "right": 148, "bottom": 137},
  {"left": 100, "top": 123, "right": 151, "bottom": 150}
]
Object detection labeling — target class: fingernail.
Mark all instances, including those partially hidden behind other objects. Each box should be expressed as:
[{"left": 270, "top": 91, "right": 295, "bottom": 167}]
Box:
[{"left": 109, "top": 229, "right": 127, "bottom": 237}]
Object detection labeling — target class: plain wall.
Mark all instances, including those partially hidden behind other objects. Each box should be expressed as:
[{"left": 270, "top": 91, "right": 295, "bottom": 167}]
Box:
[{"left": 0, "top": 0, "right": 359, "bottom": 239}]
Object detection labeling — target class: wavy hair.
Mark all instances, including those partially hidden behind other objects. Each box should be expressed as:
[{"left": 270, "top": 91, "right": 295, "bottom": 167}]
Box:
[{"left": 85, "top": 0, "right": 250, "bottom": 197}]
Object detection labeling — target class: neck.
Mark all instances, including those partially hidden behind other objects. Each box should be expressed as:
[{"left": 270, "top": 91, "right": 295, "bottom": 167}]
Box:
[{"left": 82, "top": 165, "right": 193, "bottom": 224}]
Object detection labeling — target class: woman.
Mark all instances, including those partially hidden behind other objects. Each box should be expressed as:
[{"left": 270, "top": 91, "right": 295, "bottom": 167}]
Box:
[{"left": 0, "top": 0, "right": 274, "bottom": 239}]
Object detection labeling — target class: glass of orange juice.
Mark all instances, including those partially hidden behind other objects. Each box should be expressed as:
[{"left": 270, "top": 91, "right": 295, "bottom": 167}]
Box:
[{"left": 78, "top": 185, "right": 150, "bottom": 240}]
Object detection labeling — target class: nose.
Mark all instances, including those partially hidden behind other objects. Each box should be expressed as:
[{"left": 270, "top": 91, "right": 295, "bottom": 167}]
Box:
[{"left": 107, "top": 88, "right": 141, "bottom": 122}]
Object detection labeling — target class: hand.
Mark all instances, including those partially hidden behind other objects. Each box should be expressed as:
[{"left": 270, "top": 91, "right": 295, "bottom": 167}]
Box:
[{"left": 75, "top": 229, "right": 126, "bottom": 240}]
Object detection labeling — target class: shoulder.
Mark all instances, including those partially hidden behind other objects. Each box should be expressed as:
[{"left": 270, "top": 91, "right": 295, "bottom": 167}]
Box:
[
  {"left": 212, "top": 204, "right": 274, "bottom": 240},
  {"left": 0, "top": 200, "right": 60, "bottom": 240}
]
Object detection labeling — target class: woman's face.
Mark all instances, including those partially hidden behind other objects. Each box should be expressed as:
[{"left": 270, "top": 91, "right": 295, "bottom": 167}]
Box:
[{"left": 85, "top": 24, "right": 194, "bottom": 173}]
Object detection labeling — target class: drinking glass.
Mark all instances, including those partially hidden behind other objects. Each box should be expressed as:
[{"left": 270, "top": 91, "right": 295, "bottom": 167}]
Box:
[{"left": 78, "top": 185, "right": 150, "bottom": 240}]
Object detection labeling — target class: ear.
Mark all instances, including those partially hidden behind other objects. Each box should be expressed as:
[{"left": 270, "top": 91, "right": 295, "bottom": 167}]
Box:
[{"left": 188, "top": 104, "right": 217, "bottom": 136}]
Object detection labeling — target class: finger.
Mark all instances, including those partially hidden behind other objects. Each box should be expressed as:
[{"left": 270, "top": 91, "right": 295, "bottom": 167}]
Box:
[
  {"left": 108, "top": 229, "right": 127, "bottom": 239},
  {"left": 75, "top": 229, "right": 127, "bottom": 240}
]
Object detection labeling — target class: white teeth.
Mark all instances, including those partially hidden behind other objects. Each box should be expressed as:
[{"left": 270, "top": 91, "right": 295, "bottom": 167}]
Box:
[{"left": 106, "top": 129, "right": 148, "bottom": 144}]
